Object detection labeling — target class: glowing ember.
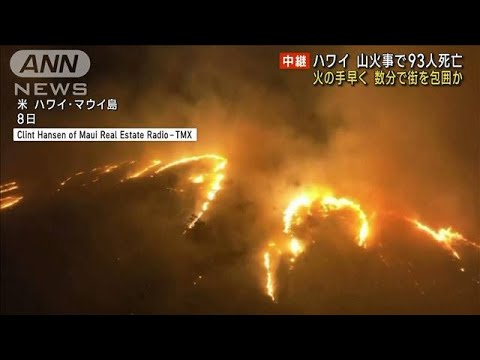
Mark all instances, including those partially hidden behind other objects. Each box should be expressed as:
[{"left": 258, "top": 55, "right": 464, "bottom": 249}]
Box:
[
  {"left": 3, "top": 156, "right": 479, "bottom": 307},
  {"left": 102, "top": 164, "right": 118, "bottom": 174},
  {"left": 59, "top": 176, "right": 72, "bottom": 187},
  {"left": 0, "top": 185, "right": 19, "bottom": 194},
  {"left": 1, "top": 196, "right": 23, "bottom": 210}
]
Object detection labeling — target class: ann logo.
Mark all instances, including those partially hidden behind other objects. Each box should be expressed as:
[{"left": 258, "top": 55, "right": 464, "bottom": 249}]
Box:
[
  {"left": 20, "top": 54, "right": 79, "bottom": 74},
  {"left": 10, "top": 50, "right": 90, "bottom": 78}
]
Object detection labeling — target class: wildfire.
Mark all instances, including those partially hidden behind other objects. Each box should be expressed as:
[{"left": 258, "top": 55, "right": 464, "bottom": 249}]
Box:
[
  {"left": 283, "top": 191, "right": 370, "bottom": 248},
  {"left": 264, "top": 190, "right": 371, "bottom": 301},
  {"left": 53, "top": 155, "right": 227, "bottom": 233},
  {"left": 0, "top": 184, "right": 19, "bottom": 194},
  {"left": 190, "top": 175, "right": 205, "bottom": 184},
  {"left": 128, "top": 160, "right": 162, "bottom": 179},
  {"left": 58, "top": 162, "right": 129, "bottom": 191},
  {"left": 154, "top": 154, "right": 226, "bottom": 175},
  {"left": 263, "top": 187, "right": 479, "bottom": 301},
  {"left": 408, "top": 219, "right": 478, "bottom": 259},
  {"left": 102, "top": 164, "right": 118, "bottom": 174},
  {"left": 1, "top": 182, "right": 23, "bottom": 210},
  {"left": 0, "top": 182, "right": 17, "bottom": 188},
  {"left": 289, "top": 238, "right": 304, "bottom": 264},
  {"left": 283, "top": 193, "right": 313, "bottom": 234},
  {"left": 153, "top": 155, "right": 228, "bottom": 230},
  {"left": 5, "top": 155, "right": 477, "bottom": 306},
  {"left": 264, "top": 252, "right": 275, "bottom": 302},
  {"left": 320, "top": 196, "right": 370, "bottom": 248},
  {"left": 59, "top": 176, "right": 72, "bottom": 187},
  {"left": 1, "top": 196, "right": 23, "bottom": 210}
]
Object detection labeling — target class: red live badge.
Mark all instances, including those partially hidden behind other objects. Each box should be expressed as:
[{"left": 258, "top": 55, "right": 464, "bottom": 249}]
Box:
[{"left": 279, "top": 52, "right": 311, "bottom": 70}]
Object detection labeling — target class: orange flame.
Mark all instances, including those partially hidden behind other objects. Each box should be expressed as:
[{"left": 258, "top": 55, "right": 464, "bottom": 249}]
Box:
[
  {"left": 321, "top": 196, "right": 369, "bottom": 248},
  {"left": 264, "top": 252, "right": 275, "bottom": 302},
  {"left": 409, "top": 219, "right": 473, "bottom": 259},
  {"left": 102, "top": 164, "right": 118, "bottom": 174},
  {"left": 283, "top": 190, "right": 370, "bottom": 248},
  {"left": 190, "top": 175, "right": 205, "bottom": 184},
  {"left": 1, "top": 182, "right": 23, "bottom": 210},
  {"left": 264, "top": 190, "right": 370, "bottom": 301},
  {"left": 1, "top": 196, "right": 24, "bottom": 210},
  {"left": 0, "top": 185, "right": 19, "bottom": 194},
  {"left": 128, "top": 160, "right": 162, "bottom": 179},
  {"left": 153, "top": 155, "right": 227, "bottom": 230},
  {"left": 53, "top": 155, "right": 227, "bottom": 233}
]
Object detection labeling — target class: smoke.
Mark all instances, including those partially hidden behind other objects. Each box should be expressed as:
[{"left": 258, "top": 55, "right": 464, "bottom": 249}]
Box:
[
  {"left": 315, "top": 48, "right": 479, "bottom": 240},
  {"left": 100, "top": 45, "right": 478, "bottom": 236}
]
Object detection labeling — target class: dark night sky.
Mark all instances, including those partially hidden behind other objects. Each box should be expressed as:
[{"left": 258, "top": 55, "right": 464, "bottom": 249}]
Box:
[{"left": 1, "top": 46, "right": 479, "bottom": 314}]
